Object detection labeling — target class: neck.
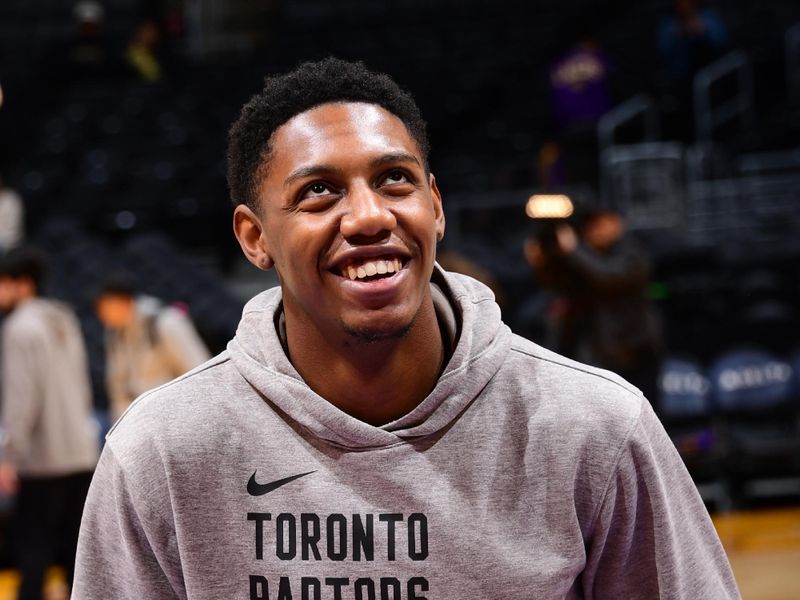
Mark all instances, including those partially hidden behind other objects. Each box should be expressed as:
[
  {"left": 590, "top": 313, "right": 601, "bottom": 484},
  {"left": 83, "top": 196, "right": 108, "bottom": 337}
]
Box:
[{"left": 284, "top": 297, "right": 445, "bottom": 426}]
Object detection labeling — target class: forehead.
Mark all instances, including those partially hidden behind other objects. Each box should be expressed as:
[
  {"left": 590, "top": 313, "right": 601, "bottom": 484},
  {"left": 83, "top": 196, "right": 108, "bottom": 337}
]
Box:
[{"left": 266, "top": 102, "right": 420, "bottom": 175}]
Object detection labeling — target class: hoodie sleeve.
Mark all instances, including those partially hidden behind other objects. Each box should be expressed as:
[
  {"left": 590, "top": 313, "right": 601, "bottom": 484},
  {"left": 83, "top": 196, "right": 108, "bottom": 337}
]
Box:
[
  {"left": 72, "top": 446, "right": 186, "bottom": 600},
  {"left": 581, "top": 402, "right": 740, "bottom": 599}
]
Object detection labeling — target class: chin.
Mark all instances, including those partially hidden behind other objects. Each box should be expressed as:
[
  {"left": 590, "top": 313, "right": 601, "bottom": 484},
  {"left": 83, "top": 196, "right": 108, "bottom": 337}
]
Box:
[{"left": 342, "top": 315, "right": 416, "bottom": 345}]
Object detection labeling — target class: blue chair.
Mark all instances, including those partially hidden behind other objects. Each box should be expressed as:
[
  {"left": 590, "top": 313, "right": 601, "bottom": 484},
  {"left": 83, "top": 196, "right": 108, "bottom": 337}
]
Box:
[
  {"left": 709, "top": 347, "right": 800, "bottom": 507},
  {"left": 658, "top": 357, "right": 730, "bottom": 508},
  {"left": 659, "top": 358, "right": 712, "bottom": 418},
  {"left": 709, "top": 348, "right": 794, "bottom": 412}
]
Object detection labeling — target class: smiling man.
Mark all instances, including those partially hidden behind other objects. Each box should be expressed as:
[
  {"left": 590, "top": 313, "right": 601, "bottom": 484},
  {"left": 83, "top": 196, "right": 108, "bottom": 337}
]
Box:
[
  {"left": 231, "top": 97, "right": 445, "bottom": 426},
  {"left": 72, "top": 58, "right": 739, "bottom": 599}
]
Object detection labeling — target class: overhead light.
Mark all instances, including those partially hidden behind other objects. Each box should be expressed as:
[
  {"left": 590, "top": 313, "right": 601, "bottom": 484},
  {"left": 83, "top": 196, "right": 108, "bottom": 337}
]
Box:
[{"left": 525, "top": 194, "right": 574, "bottom": 219}]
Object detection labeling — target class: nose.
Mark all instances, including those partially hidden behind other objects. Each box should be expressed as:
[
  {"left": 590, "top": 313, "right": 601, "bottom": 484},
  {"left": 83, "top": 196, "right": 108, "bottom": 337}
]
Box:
[{"left": 339, "top": 184, "right": 397, "bottom": 241}]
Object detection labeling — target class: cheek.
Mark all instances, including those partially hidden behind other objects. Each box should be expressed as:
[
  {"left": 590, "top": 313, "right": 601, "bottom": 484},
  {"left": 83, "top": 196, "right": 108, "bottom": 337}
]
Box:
[
  {"left": 266, "top": 221, "right": 326, "bottom": 277},
  {"left": 400, "top": 204, "right": 440, "bottom": 247}
]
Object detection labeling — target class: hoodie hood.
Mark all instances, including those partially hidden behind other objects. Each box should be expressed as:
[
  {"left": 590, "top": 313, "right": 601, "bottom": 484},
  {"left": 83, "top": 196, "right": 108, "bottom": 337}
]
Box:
[{"left": 227, "top": 264, "right": 511, "bottom": 450}]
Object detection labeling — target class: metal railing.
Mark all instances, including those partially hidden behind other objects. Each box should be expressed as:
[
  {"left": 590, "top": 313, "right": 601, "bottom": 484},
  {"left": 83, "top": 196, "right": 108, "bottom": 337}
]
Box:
[
  {"left": 737, "top": 147, "right": 800, "bottom": 177},
  {"left": 685, "top": 174, "right": 800, "bottom": 246},
  {"left": 597, "top": 94, "right": 660, "bottom": 156},
  {"left": 600, "top": 142, "right": 686, "bottom": 231},
  {"left": 693, "top": 50, "right": 755, "bottom": 142}
]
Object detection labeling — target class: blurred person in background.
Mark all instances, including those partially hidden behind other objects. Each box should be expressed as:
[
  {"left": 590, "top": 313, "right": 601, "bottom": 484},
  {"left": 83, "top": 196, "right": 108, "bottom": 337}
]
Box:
[
  {"left": 44, "top": 1, "right": 121, "bottom": 95},
  {"left": 656, "top": 0, "right": 730, "bottom": 140},
  {"left": 94, "top": 274, "right": 210, "bottom": 420},
  {"left": 0, "top": 173, "right": 24, "bottom": 253},
  {"left": 125, "top": 18, "right": 165, "bottom": 83},
  {"left": 0, "top": 80, "right": 20, "bottom": 253},
  {"left": 541, "top": 17, "right": 614, "bottom": 189},
  {"left": 67, "top": 1, "right": 113, "bottom": 78},
  {"left": 657, "top": 0, "right": 730, "bottom": 84},
  {"left": 549, "top": 18, "right": 613, "bottom": 135},
  {"left": 525, "top": 209, "right": 662, "bottom": 403},
  {"left": 0, "top": 247, "right": 98, "bottom": 600}
]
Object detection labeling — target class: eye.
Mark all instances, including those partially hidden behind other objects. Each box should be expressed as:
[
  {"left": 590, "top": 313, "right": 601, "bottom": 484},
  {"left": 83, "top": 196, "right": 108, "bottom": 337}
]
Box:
[
  {"left": 382, "top": 170, "right": 410, "bottom": 185},
  {"left": 293, "top": 181, "right": 339, "bottom": 212},
  {"left": 304, "top": 182, "right": 334, "bottom": 197}
]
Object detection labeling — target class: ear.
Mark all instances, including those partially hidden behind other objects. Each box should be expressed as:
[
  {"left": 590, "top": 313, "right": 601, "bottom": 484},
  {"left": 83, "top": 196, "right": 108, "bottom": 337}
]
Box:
[
  {"left": 429, "top": 173, "right": 445, "bottom": 242},
  {"left": 233, "top": 204, "right": 274, "bottom": 270}
]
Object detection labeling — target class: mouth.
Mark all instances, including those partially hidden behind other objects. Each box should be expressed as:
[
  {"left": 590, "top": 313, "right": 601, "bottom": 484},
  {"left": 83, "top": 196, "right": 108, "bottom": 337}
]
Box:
[{"left": 334, "top": 256, "right": 407, "bottom": 282}]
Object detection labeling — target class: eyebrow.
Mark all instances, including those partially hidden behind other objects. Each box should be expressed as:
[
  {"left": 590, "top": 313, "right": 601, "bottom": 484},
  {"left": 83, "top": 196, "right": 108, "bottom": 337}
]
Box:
[
  {"left": 282, "top": 152, "right": 422, "bottom": 190},
  {"left": 370, "top": 152, "right": 421, "bottom": 169}
]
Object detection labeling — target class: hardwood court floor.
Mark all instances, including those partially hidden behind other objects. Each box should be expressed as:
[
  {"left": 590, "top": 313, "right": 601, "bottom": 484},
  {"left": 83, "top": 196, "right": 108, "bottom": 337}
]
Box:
[
  {"left": 713, "top": 507, "right": 800, "bottom": 600},
  {"left": 0, "top": 508, "right": 796, "bottom": 599}
]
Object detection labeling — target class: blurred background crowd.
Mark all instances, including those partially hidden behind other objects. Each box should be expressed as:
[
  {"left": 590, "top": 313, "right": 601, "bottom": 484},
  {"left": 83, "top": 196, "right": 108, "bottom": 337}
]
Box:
[{"left": 1, "top": 0, "right": 799, "bottom": 597}]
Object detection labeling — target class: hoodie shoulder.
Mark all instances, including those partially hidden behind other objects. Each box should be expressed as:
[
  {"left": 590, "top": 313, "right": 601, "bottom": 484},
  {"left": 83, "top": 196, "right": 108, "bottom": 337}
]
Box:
[
  {"left": 504, "top": 333, "right": 647, "bottom": 433},
  {"left": 106, "top": 352, "right": 238, "bottom": 444},
  {"left": 510, "top": 334, "right": 644, "bottom": 397}
]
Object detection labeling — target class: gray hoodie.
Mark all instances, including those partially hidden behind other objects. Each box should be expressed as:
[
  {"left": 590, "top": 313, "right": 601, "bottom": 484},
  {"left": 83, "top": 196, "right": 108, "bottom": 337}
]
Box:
[{"left": 73, "top": 267, "right": 739, "bottom": 599}]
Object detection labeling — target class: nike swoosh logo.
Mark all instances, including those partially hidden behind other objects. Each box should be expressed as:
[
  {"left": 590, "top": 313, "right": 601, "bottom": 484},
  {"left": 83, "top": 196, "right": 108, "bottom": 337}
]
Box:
[{"left": 247, "top": 470, "right": 316, "bottom": 496}]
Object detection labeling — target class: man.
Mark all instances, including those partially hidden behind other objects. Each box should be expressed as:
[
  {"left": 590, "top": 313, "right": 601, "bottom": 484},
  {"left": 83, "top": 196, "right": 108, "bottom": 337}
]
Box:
[
  {"left": 0, "top": 173, "right": 24, "bottom": 252},
  {"left": 524, "top": 209, "right": 662, "bottom": 403},
  {"left": 657, "top": 0, "right": 730, "bottom": 84},
  {"left": 0, "top": 247, "right": 98, "bottom": 600},
  {"left": 656, "top": 0, "right": 730, "bottom": 141},
  {"left": 94, "top": 275, "right": 211, "bottom": 420},
  {"left": 545, "top": 18, "right": 613, "bottom": 189},
  {"left": 73, "top": 58, "right": 739, "bottom": 599}
]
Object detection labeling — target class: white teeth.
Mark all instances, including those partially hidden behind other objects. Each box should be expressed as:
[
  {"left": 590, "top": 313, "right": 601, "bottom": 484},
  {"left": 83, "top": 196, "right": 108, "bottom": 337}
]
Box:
[{"left": 342, "top": 258, "right": 404, "bottom": 280}]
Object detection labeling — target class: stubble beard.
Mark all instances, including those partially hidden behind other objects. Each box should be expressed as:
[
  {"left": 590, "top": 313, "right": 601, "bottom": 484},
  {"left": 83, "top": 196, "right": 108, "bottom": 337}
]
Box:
[
  {"left": 343, "top": 321, "right": 414, "bottom": 345},
  {"left": 341, "top": 309, "right": 418, "bottom": 346}
]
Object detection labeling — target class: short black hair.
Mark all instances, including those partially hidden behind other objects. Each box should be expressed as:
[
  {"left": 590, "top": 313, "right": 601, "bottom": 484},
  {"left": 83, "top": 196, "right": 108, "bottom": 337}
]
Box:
[
  {"left": 227, "top": 57, "right": 430, "bottom": 210},
  {"left": 96, "top": 271, "right": 137, "bottom": 299},
  {"left": 0, "top": 247, "right": 47, "bottom": 289}
]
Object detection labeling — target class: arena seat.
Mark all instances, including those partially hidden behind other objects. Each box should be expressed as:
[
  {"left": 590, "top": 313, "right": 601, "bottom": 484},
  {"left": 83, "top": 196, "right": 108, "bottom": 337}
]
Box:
[
  {"left": 709, "top": 347, "right": 800, "bottom": 506},
  {"left": 660, "top": 357, "right": 712, "bottom": 418},
  {"left": 709, "top": 348, "right": 794, "bottom": 411},
  {"left": 659, "top": 357, "right": 730, "bottom": 508}
]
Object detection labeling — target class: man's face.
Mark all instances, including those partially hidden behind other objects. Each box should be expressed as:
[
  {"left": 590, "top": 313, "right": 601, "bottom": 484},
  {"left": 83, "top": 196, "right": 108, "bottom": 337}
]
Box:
[
  {"left": 239, "top": 102, "right": 444, "bottom": 345},
  {"left": 584, "top": 213, "right": 623, "bottom": 252},
  {"left": 0, "top": 276, "right": 17, "bottom": 312},
  {"left": 96, "top": 294, "right": 135, "bottom": 329}
]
